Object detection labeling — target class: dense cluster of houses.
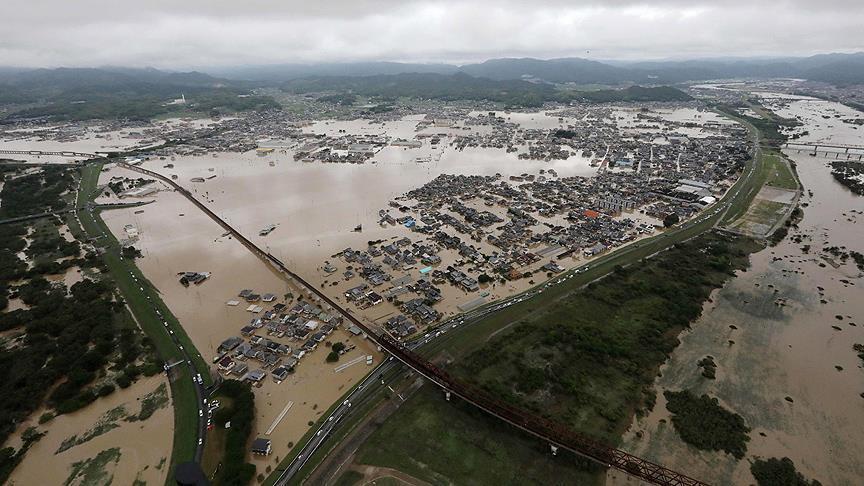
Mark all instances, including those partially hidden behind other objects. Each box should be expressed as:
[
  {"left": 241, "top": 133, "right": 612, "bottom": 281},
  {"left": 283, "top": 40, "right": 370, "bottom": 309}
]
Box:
[{"left": 213, "top": 291, "right": 344, "bottom": 385}]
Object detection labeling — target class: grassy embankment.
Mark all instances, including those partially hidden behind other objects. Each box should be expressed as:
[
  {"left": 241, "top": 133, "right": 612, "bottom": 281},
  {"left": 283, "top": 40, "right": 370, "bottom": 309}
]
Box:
[
  {"left": 279, "top": 191, "right": 763, "bottom": 484},
  {"left": 73, "top": 162, "right": 209, "bottom": 484},
  {"left": 264, "top": 360, "right": 406, "bottom": 486},
  {"left": 762, "top": 152, "right": 799, "bottom": 191},
  {"left": 715, "top": 102, "right": 801, "bottom": 224},
  {"left": 346, "top": 232, "right": 760, "bottom": 485}
]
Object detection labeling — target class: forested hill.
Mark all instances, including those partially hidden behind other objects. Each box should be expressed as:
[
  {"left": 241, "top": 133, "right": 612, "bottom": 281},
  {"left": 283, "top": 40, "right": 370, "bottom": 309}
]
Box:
[
  {"left": 283, "top": 73, "right": 692, "bottom": 107},
  {"left": 0, "top": 67, "right": 278, "bottom": 122},
  {"left": 211, "top": 52, "right": 864, "bottom": 85}
]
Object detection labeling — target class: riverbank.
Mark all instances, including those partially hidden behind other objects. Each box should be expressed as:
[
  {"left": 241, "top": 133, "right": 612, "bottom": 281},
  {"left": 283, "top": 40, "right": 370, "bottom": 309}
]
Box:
[
  {"left": 8, "top": 376, "right": 172, "bottom": 486},
  {"left": 615, "top": 87, "right": 864, "bottom": 486}
]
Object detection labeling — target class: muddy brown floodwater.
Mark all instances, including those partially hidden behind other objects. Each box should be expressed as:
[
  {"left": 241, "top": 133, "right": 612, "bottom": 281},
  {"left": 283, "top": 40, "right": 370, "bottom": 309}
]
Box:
[
  {"left": 8, "top": 375, "right": 172, "bottom": 486},
  {"left": 98, "top": 171, "right": 383, "bottom": 470},
  {"left": 88, "top": 107, "right": 735, "bottom": 478},
  {"left": 107, "top": 108, "right": 719, "bottom": 325},
  {"left": 614, "top": 94, "right": 864, "bottom": 485}
]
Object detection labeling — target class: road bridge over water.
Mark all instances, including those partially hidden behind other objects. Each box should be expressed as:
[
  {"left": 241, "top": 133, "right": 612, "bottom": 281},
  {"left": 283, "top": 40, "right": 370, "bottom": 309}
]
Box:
[
  {"left": 782, "top": 141, "right": 864, "bottom": 159},
  {"left": 117, "top": 161, "right": 709, "bottom": 486},
  {"left": 0, "top": 148, "right": 97, "bottom": 158}
]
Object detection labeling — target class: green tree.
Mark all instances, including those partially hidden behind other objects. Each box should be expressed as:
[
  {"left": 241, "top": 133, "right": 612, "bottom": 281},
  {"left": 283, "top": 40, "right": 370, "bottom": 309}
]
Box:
[{"left": 663, "top": 212, "right": 680, "bottom": 228}]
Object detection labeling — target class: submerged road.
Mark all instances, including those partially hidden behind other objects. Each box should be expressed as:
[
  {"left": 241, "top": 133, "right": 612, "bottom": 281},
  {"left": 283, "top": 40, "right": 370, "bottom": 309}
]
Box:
[{"left": 116, "top": 161, "right": 721, "bottom": 486}]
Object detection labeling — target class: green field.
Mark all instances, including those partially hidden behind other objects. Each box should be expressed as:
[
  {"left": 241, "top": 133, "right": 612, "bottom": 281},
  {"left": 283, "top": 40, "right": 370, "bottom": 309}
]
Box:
[
  {"left": 74, "top": 163, "right": 207, "bottom": 484},
  {"left": 762, "top": 152, "right": 799, "bottom": 190},
  {"left": 453, "top": 234, "right": 758, "bottom": 443},
  {"left": 346, "top": 233, "right": 759, "bottom": 485},
  {"left": 356, "top": 386, "right": 603, "bottom": 486},
  {"left": 728, "top": 198, "right": 792, "bottom": 237}
]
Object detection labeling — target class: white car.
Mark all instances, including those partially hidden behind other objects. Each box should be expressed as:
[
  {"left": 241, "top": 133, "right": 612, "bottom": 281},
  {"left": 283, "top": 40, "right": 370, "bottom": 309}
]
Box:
[{"left": 198, "top": 438, "right": 203, "bottom": 446}]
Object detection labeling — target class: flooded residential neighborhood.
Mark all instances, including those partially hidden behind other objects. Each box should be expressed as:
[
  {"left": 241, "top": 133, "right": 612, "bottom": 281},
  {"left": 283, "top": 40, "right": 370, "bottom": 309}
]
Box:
[
  {"left": 4, "top": 82, "right": 862, "bottom": 484},
  {"left": 81, "top": 100, "right": 750, "bottom": 469},
  {"left": 2, "top": 7, "right": 864, "bottom": 484}
]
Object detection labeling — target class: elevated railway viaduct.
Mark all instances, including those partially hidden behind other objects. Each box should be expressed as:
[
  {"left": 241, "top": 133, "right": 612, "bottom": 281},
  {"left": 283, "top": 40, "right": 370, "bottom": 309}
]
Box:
[{"left": 117, "top": 161, "right": 709, "bottom": 486}]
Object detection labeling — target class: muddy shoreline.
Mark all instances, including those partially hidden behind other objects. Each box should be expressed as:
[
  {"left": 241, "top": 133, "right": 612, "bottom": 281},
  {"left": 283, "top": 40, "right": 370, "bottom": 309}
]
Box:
[{"left": 615, "top": 93, "right": 864, "bottom": 485}]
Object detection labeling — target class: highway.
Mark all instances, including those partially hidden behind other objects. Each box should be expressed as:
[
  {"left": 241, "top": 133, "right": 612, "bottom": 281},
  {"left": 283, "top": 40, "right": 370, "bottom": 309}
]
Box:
[{"left": 73, "top": 170, "right": 212, "bottom": 463}]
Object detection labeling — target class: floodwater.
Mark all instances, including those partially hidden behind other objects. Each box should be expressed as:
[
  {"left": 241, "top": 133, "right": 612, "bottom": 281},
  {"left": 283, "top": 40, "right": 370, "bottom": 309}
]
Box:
[
  {"left": 98, "top": 176, "right": 383, "bottom": 463},
  {"left": 0, "top": 116, "right": 220, "bottom": 163},
  {"left": 115, "top": 107, "right": 713, "bottom": 322},
  {"left": 8, "top": 375, "right": 172, "bottom": 486},
  {"left": 614, "top": 93, "right": 864, "bottom": 485},
  {"left": 91, "top": 106, "right": 727, "bottom": 473}
]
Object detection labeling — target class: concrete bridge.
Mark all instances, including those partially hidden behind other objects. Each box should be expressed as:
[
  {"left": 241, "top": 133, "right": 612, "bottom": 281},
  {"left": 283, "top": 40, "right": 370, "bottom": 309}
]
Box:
[
  {"left": 782, "top": 142, "right": 864, "bottom": 159},
  {"left": 0, "top": 148, "right": 98, "bottom": 158}
]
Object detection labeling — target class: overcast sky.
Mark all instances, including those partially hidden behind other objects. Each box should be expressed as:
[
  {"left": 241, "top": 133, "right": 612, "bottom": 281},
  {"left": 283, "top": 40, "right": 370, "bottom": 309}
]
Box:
[{"left": 2, "top": 0, "right": 863, "bottom": 68}]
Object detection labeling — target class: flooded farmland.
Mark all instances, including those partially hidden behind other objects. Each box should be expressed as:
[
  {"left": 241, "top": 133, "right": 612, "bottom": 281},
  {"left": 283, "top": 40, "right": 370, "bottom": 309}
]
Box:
[
  {"left": 616, "top": 94, "right": 864, "bottom": 485},
  {"left": 7, "top": 375, "right": 172, "bottom": 486}
]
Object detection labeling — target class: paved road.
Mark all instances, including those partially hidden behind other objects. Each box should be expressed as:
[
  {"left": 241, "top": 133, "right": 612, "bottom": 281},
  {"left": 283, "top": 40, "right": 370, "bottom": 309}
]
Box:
[{"left": 74, "top": 181, "right": 212, "bottom": 463}]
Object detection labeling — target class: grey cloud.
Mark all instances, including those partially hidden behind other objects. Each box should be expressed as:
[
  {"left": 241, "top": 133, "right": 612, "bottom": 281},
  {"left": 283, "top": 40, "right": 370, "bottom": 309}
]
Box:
[{"left": 1, "top": 1, "right": 862, "bottom": 68}]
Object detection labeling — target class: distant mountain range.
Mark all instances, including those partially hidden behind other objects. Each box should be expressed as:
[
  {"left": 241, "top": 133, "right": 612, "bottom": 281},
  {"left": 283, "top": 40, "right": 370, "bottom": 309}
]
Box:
[
  {"left": 1, "top": 52, "right": 862, "bottom": 99},
  {"left": 1, "top": 52, "right": 862, "bottom": 121},
  {"left": 208, "top": 52, "right": 864, "bottom": 85},
  {"left": 0, "top": 67, "right": 233, "bottom": 105}
]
